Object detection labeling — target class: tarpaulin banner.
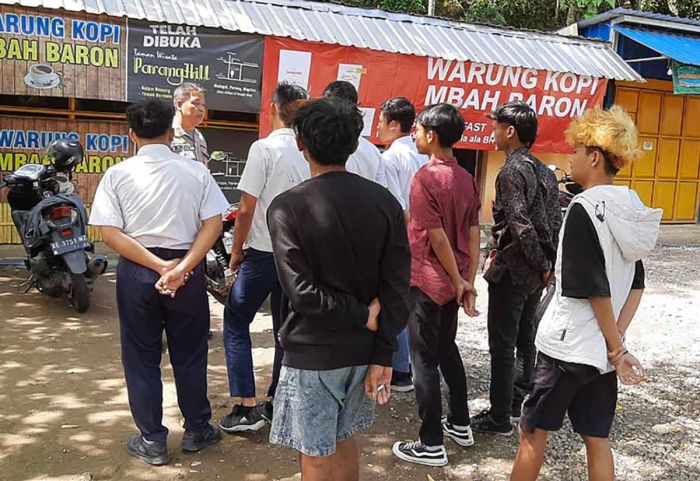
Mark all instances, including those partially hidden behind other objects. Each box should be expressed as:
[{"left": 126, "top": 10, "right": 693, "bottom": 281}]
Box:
[
  {"left": 261, "top": 36, "right": 608, "bottom": 153},
  {"left": 127, "top": 20, "right": 263, "bottom": 112}
]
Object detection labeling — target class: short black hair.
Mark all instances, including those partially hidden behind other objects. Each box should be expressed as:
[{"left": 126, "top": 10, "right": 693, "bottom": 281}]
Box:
[
  {"left": 293, "top": 98, "right": 364, "bottom": 166},
  {"left": 488, "top": 101, "right": 538, "bottom": 147},
  {"left": 417, "top": 103, "right": 465, "bottom": 148},
  {"left": 323, "top": 80, "right": 358, "bottom": 105},
  {"left": 126, "top": 100, "right": 174, "bottom": 139},
  {"left": 273, "top": 82, "right": 309, "bottom": 126},
  {"left": 380, "top": 97, "right": 415, "bottom": 133},
  {"left": 586, "top": 146, "right": 620, "bottom": 176}
]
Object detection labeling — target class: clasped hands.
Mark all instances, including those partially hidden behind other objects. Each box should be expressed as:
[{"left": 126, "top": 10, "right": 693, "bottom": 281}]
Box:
[
  {"left": 608, "top": 345, "right": 648, "bottom": 385},
  {"left": 154, "top": 258, "right": 195, "bottom": 298},
  {"left": 454, "top": 278, "right": 479, "bottom": 317}
]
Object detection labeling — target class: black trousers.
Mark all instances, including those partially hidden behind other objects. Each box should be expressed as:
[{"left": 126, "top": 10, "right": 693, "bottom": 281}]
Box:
[
  {"left": 408, "top": 287, "right": 469, "bottom": 446},
  {"left": 116, "top": 249, "right": 211, "bottom": 444},
  {"left": 487, "top": 272, "right": 542, "bottom": 424}
]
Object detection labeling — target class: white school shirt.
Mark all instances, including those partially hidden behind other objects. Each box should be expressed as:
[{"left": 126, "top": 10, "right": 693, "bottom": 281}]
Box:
[
  {"left": 89, "top": 144, "right": 229, "bottom": 250},
  {"left": 346, "top": 137, "right": 387, "bottom": 187},
  {"left": 237, "top": 128, "right": 311, "bottom": 252},
  {"left": 383, "top": 135, "right": 429, "bottom": 210}
]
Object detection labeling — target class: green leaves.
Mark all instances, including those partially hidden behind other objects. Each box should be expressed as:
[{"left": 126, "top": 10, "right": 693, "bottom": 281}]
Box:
[{"left": 314, "top": 0, "right": 699, "bottom": 29}]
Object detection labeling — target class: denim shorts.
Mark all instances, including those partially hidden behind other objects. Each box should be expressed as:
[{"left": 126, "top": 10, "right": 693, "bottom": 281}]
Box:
[{"left": 269, "top": 365, "right": 376, "bottom": 457}]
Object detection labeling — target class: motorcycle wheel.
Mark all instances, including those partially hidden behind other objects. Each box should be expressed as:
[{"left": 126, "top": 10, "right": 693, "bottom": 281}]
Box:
[{"left": 70, "top": 273, "right": 90, "bottom": 313}]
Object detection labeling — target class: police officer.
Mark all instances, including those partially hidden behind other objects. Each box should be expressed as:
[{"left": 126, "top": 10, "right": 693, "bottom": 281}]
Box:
[{"left": 172, "top": 83, "right": 210, "bottom": 166}]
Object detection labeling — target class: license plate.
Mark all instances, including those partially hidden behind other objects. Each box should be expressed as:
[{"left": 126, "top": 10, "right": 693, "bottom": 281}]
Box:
[
  {"left": 51, "top": 234, "right": 90, "bottom": 255},
  {"left": 223, "top": 236, "right": 233, "bottom": 254}
]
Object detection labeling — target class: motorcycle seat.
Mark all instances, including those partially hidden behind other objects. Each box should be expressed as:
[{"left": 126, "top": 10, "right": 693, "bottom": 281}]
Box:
[{"left": 11, "top": 210, "right": 30, "bottom": 233}]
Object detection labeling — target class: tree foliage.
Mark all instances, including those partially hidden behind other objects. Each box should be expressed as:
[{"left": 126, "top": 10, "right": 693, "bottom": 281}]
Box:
[{"left": 317, "top": 0, "right": 699, "bottom": 30}]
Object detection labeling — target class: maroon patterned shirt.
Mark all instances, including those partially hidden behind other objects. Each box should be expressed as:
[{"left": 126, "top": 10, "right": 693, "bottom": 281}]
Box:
[{"left": 408, "top": 157, "right": 481, "bottom": 305}]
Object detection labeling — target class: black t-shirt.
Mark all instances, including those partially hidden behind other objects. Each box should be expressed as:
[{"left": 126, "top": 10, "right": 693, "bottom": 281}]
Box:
[{"left": 561, "top": 203, "right": 644, "bottom": 299}]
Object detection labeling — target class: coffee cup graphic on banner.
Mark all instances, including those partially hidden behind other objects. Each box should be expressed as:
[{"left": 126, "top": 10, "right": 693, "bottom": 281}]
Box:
[{"left": 25, "top": 64, "right": 61, "bottom": 90}]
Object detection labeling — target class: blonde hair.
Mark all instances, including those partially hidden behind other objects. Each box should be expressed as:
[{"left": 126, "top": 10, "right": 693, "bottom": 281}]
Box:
[{"left": 565, "top": 105, "right": 641, "bottom": 171}]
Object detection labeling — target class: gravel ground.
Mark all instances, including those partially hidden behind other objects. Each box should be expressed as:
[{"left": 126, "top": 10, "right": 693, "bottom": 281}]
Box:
[
  {"left": 448, "top": 245, "right": 700, "bottom": 481},
  {"left": 0, "top": 243, "right": 697, "bottom": 481}
]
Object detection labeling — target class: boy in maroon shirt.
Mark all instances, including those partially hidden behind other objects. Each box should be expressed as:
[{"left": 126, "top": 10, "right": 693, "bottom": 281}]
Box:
[{"left": 393, "top": 103, "right": 481, "bottom": 467}]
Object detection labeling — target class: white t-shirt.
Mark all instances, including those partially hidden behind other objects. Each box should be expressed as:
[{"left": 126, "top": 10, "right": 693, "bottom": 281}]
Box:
[
  {"left": 346, "top": 137, "right": 386, "bottom": 187},
  {"left": 383, "top": 135, "right": 429, "bottom": 210},
  {"left": 237, "top": 128, "right": 310, "bottom": 252},
  {"left": 89, "top": 144, "right": 229, "bottom": 250}
]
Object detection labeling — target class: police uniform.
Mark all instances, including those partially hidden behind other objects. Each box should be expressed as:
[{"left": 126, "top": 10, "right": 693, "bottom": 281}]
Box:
[
  {"left": 172, "top": 118, "right": 210, "bottom": 166},
  {"left": 89, "top": 144, "right": 228, "bottom": 444}
]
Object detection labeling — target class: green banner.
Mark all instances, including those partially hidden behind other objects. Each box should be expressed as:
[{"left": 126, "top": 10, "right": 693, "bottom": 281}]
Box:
[{"left": 672, "top": 61, "right": 700, "bottom": 95}]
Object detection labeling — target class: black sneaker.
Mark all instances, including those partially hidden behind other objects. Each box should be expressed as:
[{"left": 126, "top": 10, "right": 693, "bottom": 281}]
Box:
[
  {"left": 442, "top": 420, "right": 475, "bottom": 447},
  {"left": 126, "top": 435, "right": 171, "bottom": 466},
  {"left": 219, "top": 404, "right": 266, "bottom": 433},
  {"left": 469, "top": 410, "right": 513, "bottom": 436},
  {"left": 392, "top": 440, "right": 448, "bottom": 467},
  {"left": 181, "top": 423, "right": 222, "bottom": 452},
  {"left": 258, "top": 400, "right": 273, "bottom": 423},
  {"left": 390, "top": 371, "right": 415, "bottom": 393}
]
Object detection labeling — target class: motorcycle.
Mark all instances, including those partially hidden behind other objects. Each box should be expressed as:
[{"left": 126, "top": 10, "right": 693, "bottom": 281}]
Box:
[
  {"left": 204, "top": 203, "right": 238, "bottom": 304},
  {"left": 0, "top": 139, "right": 107, "bottom": 313},
  {"left": 532, "top": 165, "right": 583, "bottom": 324},
  {"left": 548, "top": 164, "right": 583, "bottom": 217}
]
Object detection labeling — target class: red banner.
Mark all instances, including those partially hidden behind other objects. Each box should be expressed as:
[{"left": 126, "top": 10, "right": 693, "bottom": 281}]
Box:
[{"left": 261, "top": 36, "right": 608, "bottom": 153}]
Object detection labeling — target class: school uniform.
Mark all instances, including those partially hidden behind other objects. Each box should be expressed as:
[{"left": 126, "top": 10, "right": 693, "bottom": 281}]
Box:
[
  {"left": 89, "top": 144, "right": 228, "bottom": 444},
  {"left": 346, "top": 137, "right": 387, "bottom": 187},
  {"left": 223, "top": 128, "right": 310, "bottom": 402}
]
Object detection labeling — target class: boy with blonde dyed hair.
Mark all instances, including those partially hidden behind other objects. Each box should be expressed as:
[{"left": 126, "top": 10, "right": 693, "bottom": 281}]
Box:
[{"left": 510, "top": 106, "right": 662, "bottom": 481}]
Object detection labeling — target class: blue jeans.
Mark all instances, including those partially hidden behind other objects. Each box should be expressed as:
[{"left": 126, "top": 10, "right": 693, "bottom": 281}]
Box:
[
  {"left": 393, "top": 328, "right": 411, "bottom": 374},
  {"left": 269, "top": 365, "right": 376, "bottom": 457},
  {"left": 223, "top": 248, "right": 283, "bottom": 399}
]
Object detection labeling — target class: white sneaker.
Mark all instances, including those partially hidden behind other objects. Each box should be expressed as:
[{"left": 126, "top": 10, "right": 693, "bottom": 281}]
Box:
[
  {"left": 392, "top": 440, "right": 448, "bottom": 467},
  {"left": 442, "top": 421, "right": 475, "bottom": 447}
]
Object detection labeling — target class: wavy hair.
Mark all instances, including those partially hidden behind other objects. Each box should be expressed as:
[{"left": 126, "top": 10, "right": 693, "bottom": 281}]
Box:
[{"left": 565, "top": 105, "right": 641, "bottom": 171}]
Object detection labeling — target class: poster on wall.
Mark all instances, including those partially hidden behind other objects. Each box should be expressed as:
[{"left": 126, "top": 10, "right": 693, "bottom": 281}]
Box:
[
  {"left": 260, "top": 37, "right": 608, "bottom": 153},
  {"left": 126, "top": 20, "right": 263, "bottom": 112},
  {"left": 0, "top": 6, "right": 127, "bottom": 101},
  {"left": 672, "top": 61, "right": 700, "bottom": 95},
  {"left": 200, "top": 128, "right": 257, "bottom": 203}
]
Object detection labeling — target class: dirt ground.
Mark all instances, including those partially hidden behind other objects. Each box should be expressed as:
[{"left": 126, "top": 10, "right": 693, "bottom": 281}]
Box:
[{"left": 1, "top": 232, "right": 699, "bottom": 481}]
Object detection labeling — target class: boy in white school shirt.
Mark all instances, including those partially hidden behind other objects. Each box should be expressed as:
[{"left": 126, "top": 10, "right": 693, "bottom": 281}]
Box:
[
  {"left": 89, "top": 100, "right": 229, "bottom": 465},
  {"left": 219, "top": 82, "right": 310, "bottom": 434},
  {"left": 378, "top": 96, "right": 429, "bottom": 393},
  {"left": 323, "top": 80, "right": 386, "bottom": 187}
]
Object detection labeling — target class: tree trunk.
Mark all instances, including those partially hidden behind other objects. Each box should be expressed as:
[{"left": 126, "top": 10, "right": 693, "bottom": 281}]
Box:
[
  {"left": 566, "top": 3, "right": 577, "bottom": 25},
  {"left": 667, "top": 0, "right": 679, "bottom": 15}
]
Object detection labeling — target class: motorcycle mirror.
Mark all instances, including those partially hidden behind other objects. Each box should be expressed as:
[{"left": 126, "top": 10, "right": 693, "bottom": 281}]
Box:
[{"left": 210, "top": 151, "right": 226, "bottom": 161}]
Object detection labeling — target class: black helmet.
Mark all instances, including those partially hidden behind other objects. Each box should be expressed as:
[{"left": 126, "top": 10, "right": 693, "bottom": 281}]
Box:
[{"left": 46, "top": 138, "right": 83, "bottom": 172}]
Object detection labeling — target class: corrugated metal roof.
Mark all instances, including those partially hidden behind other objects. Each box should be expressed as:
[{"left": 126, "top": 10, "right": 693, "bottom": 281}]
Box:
[
  {"left": 579, "top": 8, "right": 700, "bottom": 30},
  {"left": 0, "top": 0, "right": 643, "bottom": 80},
  {"left": 614, "top": 25, "right": 700, "bottom": 66}
]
